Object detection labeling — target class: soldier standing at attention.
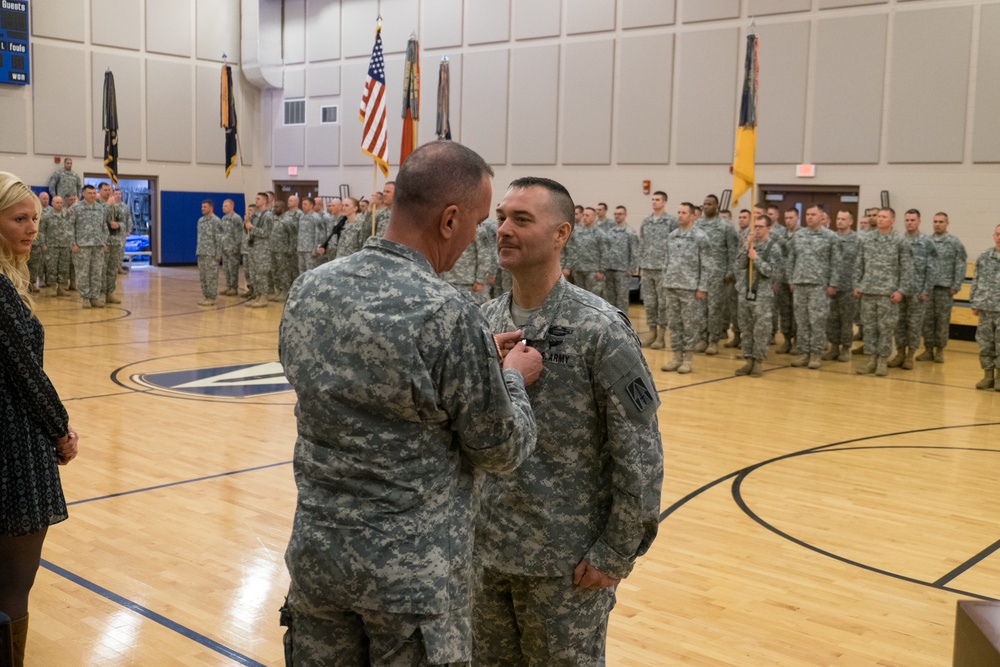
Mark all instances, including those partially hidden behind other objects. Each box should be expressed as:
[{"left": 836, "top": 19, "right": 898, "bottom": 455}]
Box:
[
  {"left": 244, "top": 193, "right": 273, "bottom": 309},
  {"left": 787, "top": 203, "right": 840, "bottom": 369},
  {"left": 853, "top": 207, "right": 914, "bottom": 377},
  {"left": 270, "top": 196, "right": 302, "bottom": 302},
  {"left": 917, "top": 212, "right": 968, "bottom": 363},
  {"left": 439, "top": 212, "right": 494, "bottom": 305},
  {"left": 566, "top": 207, "right": 607, "bottom": 299},
  {"left": 279, "top": 140, "right": 542, "bottom": 666},
  {"left": 660, "top": 202, "right": 712, "bottom": 374},
  {"left": 102, "top": 189, "right": 132, "bottom": 305},
  {"left": 823, "top": 210, "right": 860, "bottom": 362},
  {"left": 195, "top": 200, "right": 222, "bottom": 307},
  {"left": 637, "top": 191, "right": 678, "bottom": 349},
  {"left": 69, "top": 185, "right": 108, "bottom": 309},
  {"left": 771, "top": 208, "right": 800, "bottom": 354},
  {"left": 971, "top": 224, "right": 1000, "bottom": 391},
  {"left": 373, "top": 181, "right": 394, "bottom": 238},
  {"left": 889, "top": 209, "right": 935, "bottom": 369},
  {"left": 725, "top": 209, "right": 753, "bottom": 349},
  {"left": 695, "top": 194, "right": 738, "bottom": 355},
  {"left": 602, "top": 205, "right": 639, "bottom": 315},
  {"left": 595, "top": 202, "right": 614, "bottom": 232},
  {"left": 41, "top": 196, "right": 72, "bottom": 297},
  {"left": 296, "top": 198, "right": 319, "bottom": 274},
  {"left": 735, "top": 215, "right": 784, "bottom": 378},
  {"left": 474, "top": 176, "right": 662, "bottom": 667},
  {"left": 219, "top": 199, "right": 243, "bottom": 296},
  {"left": 48, "top": 158, "right": 82, "bottom": 201}
]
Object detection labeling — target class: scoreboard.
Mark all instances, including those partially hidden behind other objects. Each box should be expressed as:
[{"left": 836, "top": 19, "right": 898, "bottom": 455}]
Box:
[{"left": 0, "top": 0, "right": 28, "bottom": 85}]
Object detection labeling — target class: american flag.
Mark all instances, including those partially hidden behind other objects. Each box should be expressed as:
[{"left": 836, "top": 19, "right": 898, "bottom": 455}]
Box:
[{"left": 360, "top": 25, "right": 389, "bottom": 177}]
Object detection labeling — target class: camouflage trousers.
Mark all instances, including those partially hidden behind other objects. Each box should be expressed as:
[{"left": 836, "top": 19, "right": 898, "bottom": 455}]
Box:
[
  {"left": 74, "top": 246, "right": 106, "bottom": 299},
  {"left": 773, "top": 283, "right": 795, "bottom": 340},
  {"left": 827, "top": 290, "right": 858, "bottom": 347},
  {"left": 105, "top": 242, "right": 125, "bottom": 295},
  {"left": 273, "top": 251, "right": 297, "bottom": 293},
  {"left": 280, "top": 596, "right": 468, "bottom": 667},
  {"left": 249, "top": 245, "right": 272, "bottom": 295},
  {"left": 640, "top": 269, "right": 668, "bottom": 327},
  {"left": 242, "top": 252, "right": 255, "bottom": 293},
  {"left": 792, "top": 284, "right": 830, "bottom": 354},
  {"left": 298, "top": 251, "right": 317, "bottom": 275},
  {"left": 28, "top": 246, "right": 45, "bottom": 286},
  {"left": 895, "top": 294, "right": 927, "bottom": 350},
  {"left": 860, "top": 294, "right": 899, "bottom": 359},
  {"left": 46, "top": 247, "right": 71, "bottom": 287},
  {"left": 197, "top": 256, "right": 219, "bottom": 299},
  {"left": 472, "top": 568, "right": 613, "bottom": 667},
  {"left": 571, "top": 271, "right": 603, "bottom": 299},
  {"left": 663, "top": 288, "right": 704, "bottom": 352},
  {"left": 923, "top": 286, "right": 954, "bottom": 349},
  {"left": 703, "top": 274, "right": 730, "bottom": 343},
  {"left": 976, "top": 310, "right": 1000, "bottom": 370},
  {"left": 726, "top": 282, "right": 740, "bottom": 335},
  {"left": 738, "top": 292, "right": 774, "bottom": 361},
  {"left": 602, "top": 270, "right": 630, "bottom": 314},
  {"left": 222, "top": 250, "right": 241, "bottom": 291}
]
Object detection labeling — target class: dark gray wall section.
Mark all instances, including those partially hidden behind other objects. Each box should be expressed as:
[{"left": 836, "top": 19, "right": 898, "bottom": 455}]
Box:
[
  {"left": 510, "top": 45, "right": 560, "bottom": 165},
  {"left": 755, "top": 22, "right": 809, "bottom": 165},
  {"left": 461, "top": 50, "right": 509, "bottom": 164},
  {"left": 616, "top": 33, "right": 672, "bottom": 164},
  {"left": 886, "top": 5, "right": 972, "bottom": 163},
  {"left": 675, "top": 28, "right": 738, "bottom": 164},
  {"left": 562, "top": 40, "right": 614, "bottom": 165},
  {"left": 972, "top": 3, "right": 1000, "bottom": 163},
  {"left": 811, "top": 14, "right": 886, "bottom": 164},
  {"left": 33, "top": 43, "right": 88, "bottom": 156}
]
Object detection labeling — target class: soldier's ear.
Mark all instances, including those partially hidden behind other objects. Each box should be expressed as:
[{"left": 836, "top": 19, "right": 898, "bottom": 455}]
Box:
[
  {"left": 555, "top": 220, "right": 572, "bottom": 244},
  {"left": 437, "top": 204, "right": 460, "bottom": 240}
]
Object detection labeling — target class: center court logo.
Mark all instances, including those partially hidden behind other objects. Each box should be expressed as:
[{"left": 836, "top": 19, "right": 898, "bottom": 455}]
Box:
[{"left": 133, "top": 361, "right": 293, "bottom": 398}]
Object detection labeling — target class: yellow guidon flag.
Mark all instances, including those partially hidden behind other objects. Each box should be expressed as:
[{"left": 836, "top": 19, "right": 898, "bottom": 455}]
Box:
[{"left": 731, "top": 33, "right": 758, "bottom": 205}]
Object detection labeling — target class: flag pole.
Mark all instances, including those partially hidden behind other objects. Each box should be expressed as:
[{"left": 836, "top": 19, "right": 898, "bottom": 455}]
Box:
[{"left": 371, "top": 164, "right": 378, "bottom": 236}]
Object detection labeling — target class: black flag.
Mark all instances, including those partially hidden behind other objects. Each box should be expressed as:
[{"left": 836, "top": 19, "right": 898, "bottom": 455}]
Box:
[
  {"left": 102, "top": 70, "right": 118, "bottom": 185},
  {"left": 221, "top": 64, "right": 238, "bottom": 177}
]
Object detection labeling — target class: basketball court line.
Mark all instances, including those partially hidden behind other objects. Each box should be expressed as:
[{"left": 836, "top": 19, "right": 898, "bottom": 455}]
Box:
[
  {"left": 933, "top": 537, "right": 1000, "bottom": 587},
  {"left": 48, "top": 328, "right": 277, "bottom": 353}
]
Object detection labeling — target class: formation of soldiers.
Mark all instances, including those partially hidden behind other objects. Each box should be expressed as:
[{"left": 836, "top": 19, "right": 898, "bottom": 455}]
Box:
[{"left": 31, "top": 161, "right": 133, "bottom": 308}]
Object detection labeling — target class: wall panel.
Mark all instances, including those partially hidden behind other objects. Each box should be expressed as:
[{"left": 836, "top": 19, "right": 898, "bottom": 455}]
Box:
[
  {"left": 342, "top": 0, "right": 379, "bottom": 58},
  {"left": 422, "top": 0, "right": 463, "bottom": 49},
  {"left": 886, "top": 6, "right": 972, "bottom": 163},
  {"left": 514, "top": 0, "right": 561, "bottom": 40},
  {"left": 196, "top": 64, "right": 224, "bottom": 165},
  {"left": 92, "top": 0, "right": 140, "bottom": 50},
  {"left": 749, "top": 0, "right": 810, "bottom": 16},
  {"left": 146, "top": 0, "right": 192, "bottom": 57},
  {"left": 818, "top": 0, "right": 886, "bottom": 7},
  {"left": 92, "top": 53, "right": 142, "bottom": 161},
  {"left": 622, "top": 0, "right": 674, "bottom": 29},
  {"left": 307, "top": 125, "right": 341, "bottom": 167},
  {"left": 340, "top": 61, "right": 369, "bottom": 167},
  {"left": 196, "top": 0, "right": 240, "bottom": 62},
  {"left": 283, "top": 0, "right": 306, "bottom": 64},
  {"left": 510, "top": 45, "right": 559, "bottom": 165},
  {"left": 0, "top": 89, "right": 27, "bottom": 154},
  {"left": 616, "top": 34, "right": 672, "bottom": 164},
  {"left": 419, "top": 55, "right": 463, "bottom": 146},
  {"left": 306, "top": 0, "right": 341, "bottom": 61},
  {"left": 307, "top": 65, "right": 341, "bottom": 98},
  {"left": 675, "top": 28, "right": 738, "bottom": 164},
  {"left": 32, "top": 44, "right": 88, "bottom": 156},
  {"left": 566, "top": 0, "right": 615, "bottom": 35},
  {"left": 681, "top": 0, "right": 739, "bottom": 24},
  {"left": 562, "top": 40, "right": 613, "bottom": 165},
  {"left": 466, "top": 0, "right": 510, "bottom": 45},
  {"left": 273, "top": 126, "right": 305, "bottom": 166},
  {"left": 379, "top": 0, "right": 420, "bottom": 55},
  {"left": 811, "top": 15, "right": 886, "bottom": 164},
  {"left": 31, "top": 1, "right": 85, "bottom": 42},
  {"left": 972, "top": 3, "right": 1000, "bottom": 163},
  {"left": 755, "top": 22, "right": 809, "bottom": 164},
  {"left": 146, "top": 60, "right": 193, "bottom": 163},
  {"left": 461, "top": 50, "right": 509, "bottom": 164}
]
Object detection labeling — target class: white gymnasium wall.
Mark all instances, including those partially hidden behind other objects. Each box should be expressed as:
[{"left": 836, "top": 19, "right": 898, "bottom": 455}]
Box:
[
  {"left": 5, "top": 0, "right": 266, "bottom": 198},
  {"left": 248, "top": 0, "right": 1000, "bottom": 254}
]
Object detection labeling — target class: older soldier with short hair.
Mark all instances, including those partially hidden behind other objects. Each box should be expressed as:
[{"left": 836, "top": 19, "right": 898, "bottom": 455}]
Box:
[
  {"left": 735, "top": 215, "right": 784, "bottom": 378},
  {"left": 971, "top": 224, "right": 1000, "bottom": 391},
  {"left": 474, "top": 176, "right": 662, "bottom": 667},
  {"left": 917, "top": 212, "right": 968, "bottom": 363},
  {"left": 853, "top": 207, "right": 914, "bottom": 376},
  {"left": 69, "top": 185, "right": 108, "bottom": 309},
  {"left": 660, "top": 202, "right": 712, "bottom": 374},
  {"left": 219, "top": 199, "right": 243, "bottom": 296},
  {"left": 279, "top": 140, "right": 541, "bottom": 666},
  {"left": 824, "top": 210, "right": 860, "bottom": 362}
]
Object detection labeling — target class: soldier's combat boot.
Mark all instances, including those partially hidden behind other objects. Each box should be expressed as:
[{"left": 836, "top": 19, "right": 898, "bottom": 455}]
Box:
[
  {"left": 750, "top": 359, "right": 764, "bottom": 377},
  {"left": 105, "top": 292, "right": 121, "bottom": 304},
  {"left": 808, "top": 353, "right": 821, "bottom": 370},
  {"left": 901, "top": 348, "right": 915, "bottom": 370},
  {"left": 776, "top": 338, "right": 792, "bottom": 354},
  {"left": 915, "top": 347, "right": 934, "bottom": 361},
  {"left": 790, "top": 353, "right": 809, "bottom": 368},
  {"left": 975, "top": 369, "right": 995, "bottom": 390},
  {"left": 677, "top": 351, "right": 693, "bottom": 374},
  {"left": 705, "top": 341, "right": 718, "bottom": 355},
  {"left": 821, "top": 345, "right": 839, "bottom": 361},
  {"left": 661, "top": 352, "right": 682, "bottom": 372},
  {"left": 933, "top": 348, "right": 945, "bottom": 363},
  {"left": 724, "top": 333, "right": 741, "bottom": 348},
  {"left": 837, "top": 346, "right": 851, "bottom": 363},
  {"left": 641, "top": 326, "right": 658, "bottom": 348},
  {"left": 693, "top": 339, "right": 708, "bottom": 353},
  {"left": 734, "top": 358, "right": 754, "bottom": 376},
  {"left": 856, "top": 357, "right": 876, "bottom": 375},
  {"left": 875, "top": 356, "right": 888, "bottom": 377},
  {"left": 651, "top": 327, "right": 666, "bottom": 350},
  {"left": 887, "top": 347, "right": 905, "bottom": 367}
]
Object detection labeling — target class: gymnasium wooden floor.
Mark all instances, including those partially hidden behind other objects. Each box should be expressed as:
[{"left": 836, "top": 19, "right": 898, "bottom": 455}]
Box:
[{"left": 27, "top": 266, "right": 999, "bottom": 666}]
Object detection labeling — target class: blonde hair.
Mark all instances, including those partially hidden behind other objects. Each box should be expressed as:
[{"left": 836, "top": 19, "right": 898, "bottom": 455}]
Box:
[{"left": 0, "top": 172, "right": 42, "bottom": 313}]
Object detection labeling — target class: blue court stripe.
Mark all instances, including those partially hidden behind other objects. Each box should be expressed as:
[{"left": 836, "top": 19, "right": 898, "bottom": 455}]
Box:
[
  {"left": 39, "top": 560, "right": 266, "bottom": 667},
  {"left": 68, "top": 460, "right": 293, "bottom": 506}
]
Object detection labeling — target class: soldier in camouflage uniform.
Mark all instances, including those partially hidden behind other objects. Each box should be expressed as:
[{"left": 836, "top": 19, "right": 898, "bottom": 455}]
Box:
[
  {"left": 244, "top": 194, "right": 273, "bottom": 308},
  {"left": 69, "top": 185, "right": 108, "bottom": 309},
  {"left": 660, "top": 203, "right": 712, "bottom": 374},
  {"left": 439, "top": 219, "right": 494, "bottom": 304},
  {"left": 637, "top": 191, "right": 678, "bottom": 348},
  {"left": 786, "top": 204, "right": 840, "bottom": 369},
  {"left": 373, "top": 181, "right": 394, "bottom": 238},
  {"left": 475, "top": 176, "right": 662, "bottom": 667},
  {"left": 853, "top": 208, "right": 914, "bottom": 377},
  {"left": 102, "top": 189, "right": 132, "bottom": 304},
  {"left": 970, "top": 224, "right": 1000, "bottom": 391},
  {"left": 735, "top": 215, "right": 784, "bottom": 377},
  {"left": 917, "top": 212, "right": 968, "bottom": 363},
  {"left": 725, "top": 209, "right": 753, "bottom": 349},
  {"left": 602, "top": 205, "right": 639, "bottom": 314},
  {"left": 595, "top": 202, "right": 614, "bottom": 233},
  {"left": 695, "top": 195, "right": 738, "bottom": 355},
  {"left": 48, "top": 158, "right": 82, "bottom": 200},
  {"left": 823, "top": 211, "right": 860, "bottom": 362},
  {"left": 771, "top": 209, "right": 799, "bottom": 353},
  {"left": 565, "top": 207, "right": 606, "bottom": 298},
  {"left": 279, "top": 141, "right": 542, "bottom": 667},
  {"left": 270, "top": 196, "right": 302, "bottom": 302},
  {"left": 219, "top": 199, "right": 243, "bottom": 296},
  {"left": 888, "top": 209, "right": 936, "bottom": 369},
  {"left": 41, "top": 196, "right": 72, "bottom": 296},
  {"left": 335, "top": 198, "right": 366, "bottom": 259},
  {"left": 296, "top": 198, "right": 320, "bottom": 274},
  {"left": 478, "top": 218, "right": 502, "bottom": 299},
  {"left": 195, "top": 200, "right": 222, "bottom": 306},
  {"left": 239, "top": 205, "right": 256, "bottom": 298}
]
